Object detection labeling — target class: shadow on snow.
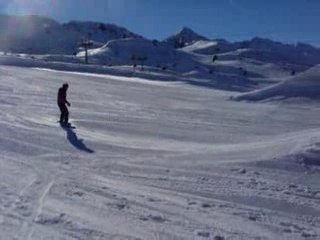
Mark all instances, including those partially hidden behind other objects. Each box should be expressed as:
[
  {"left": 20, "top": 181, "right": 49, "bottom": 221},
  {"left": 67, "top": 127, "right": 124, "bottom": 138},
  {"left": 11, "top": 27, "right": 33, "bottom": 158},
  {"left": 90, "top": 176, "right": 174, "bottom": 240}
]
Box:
[{"left": 60, "top": 124, "right": 94, "bottom": 153}]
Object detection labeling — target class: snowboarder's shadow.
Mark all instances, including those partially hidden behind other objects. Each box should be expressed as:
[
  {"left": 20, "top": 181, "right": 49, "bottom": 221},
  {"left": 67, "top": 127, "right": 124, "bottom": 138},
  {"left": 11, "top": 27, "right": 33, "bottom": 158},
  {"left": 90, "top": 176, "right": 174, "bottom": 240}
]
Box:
[{"left": 61, "top": 124, "right": 94, "bottom": 153}]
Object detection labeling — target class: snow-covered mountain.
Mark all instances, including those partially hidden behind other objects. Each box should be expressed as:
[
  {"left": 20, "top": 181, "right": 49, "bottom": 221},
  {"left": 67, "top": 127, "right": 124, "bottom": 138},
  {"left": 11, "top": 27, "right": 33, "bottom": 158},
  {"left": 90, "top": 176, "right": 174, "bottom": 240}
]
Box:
[
  {"left": 182, "top": 37, "right": 320, "bottom": 67},
  {"left": 164, "top": 27, "right": 208, "bottom": 48},
  {"left": 0, "top": 14, "right": 319, "bottom": 93},
  {"left": 239, "top": 38, "right": 320, "bottom": 66},
  {"left": 0, "top": 14, "right": 319, "bottom": 71},
  {"left": 75, "top": 37, "right": 261, "bottom": 90},
  {"left": 77, "top": 37, "right": 203, "bottom": 72},
  {"left": 0, "top": 15, "right": 141, "bottom": 54}
]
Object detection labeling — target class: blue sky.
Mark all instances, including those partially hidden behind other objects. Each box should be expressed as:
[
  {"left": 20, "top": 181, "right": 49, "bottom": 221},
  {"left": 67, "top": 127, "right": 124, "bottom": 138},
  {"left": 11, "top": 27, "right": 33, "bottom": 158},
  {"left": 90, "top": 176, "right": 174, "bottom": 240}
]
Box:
[{"left": 0, "top": 0, "right": 319, "bottom": 45}]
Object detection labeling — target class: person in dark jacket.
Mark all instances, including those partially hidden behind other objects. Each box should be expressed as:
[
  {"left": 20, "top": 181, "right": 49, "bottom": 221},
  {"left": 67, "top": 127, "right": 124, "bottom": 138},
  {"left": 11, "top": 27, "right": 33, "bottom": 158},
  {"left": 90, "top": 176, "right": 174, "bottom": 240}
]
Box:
[{"left": 57, "top": 83, "right": 71, "bottom": 124}]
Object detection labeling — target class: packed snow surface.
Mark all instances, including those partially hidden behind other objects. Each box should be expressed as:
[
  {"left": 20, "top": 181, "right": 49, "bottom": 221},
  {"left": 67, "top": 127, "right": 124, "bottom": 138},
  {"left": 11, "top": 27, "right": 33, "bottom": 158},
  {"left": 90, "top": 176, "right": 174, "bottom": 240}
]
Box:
[{"left": 0, "top": 64, "right": 320, "bottom": 240}]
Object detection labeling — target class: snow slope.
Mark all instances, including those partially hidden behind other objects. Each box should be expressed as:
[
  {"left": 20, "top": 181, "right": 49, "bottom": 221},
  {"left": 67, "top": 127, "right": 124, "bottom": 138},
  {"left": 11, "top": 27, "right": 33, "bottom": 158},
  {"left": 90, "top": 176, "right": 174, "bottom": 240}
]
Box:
[
  {"left": 75, "top": 37, "right": 272, "bottom": 90},
  {"left": 77, "top": 38, "right": 194, "bottom": 70},
  {"left": 0, "top": 64, "right": 320, "bottom": 239},
  {"left": 234, "top": 64, "right": 320, "bottom": 101},
  {"left": 182, "top": 37, "right": 320, "bottom": 68},
  {"left": 181, "top": 39, "right": 237, "bottom": 55}
]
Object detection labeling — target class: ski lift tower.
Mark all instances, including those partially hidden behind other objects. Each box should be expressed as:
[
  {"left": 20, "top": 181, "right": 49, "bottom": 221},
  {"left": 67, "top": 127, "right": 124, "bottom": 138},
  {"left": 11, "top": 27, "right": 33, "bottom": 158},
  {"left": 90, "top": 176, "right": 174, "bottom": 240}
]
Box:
[{"left": 79, "top": 39, "right": 93, "bottom": 64}]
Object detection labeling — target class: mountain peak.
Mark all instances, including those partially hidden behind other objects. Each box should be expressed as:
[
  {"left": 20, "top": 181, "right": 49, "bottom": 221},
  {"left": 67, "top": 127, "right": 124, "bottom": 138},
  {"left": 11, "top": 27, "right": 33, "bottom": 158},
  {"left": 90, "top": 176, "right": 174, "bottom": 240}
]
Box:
[
  {"left": 164, "top": 26, "right": 208, "bottom": 48},
  {"left": 178, "top": 26, "right": 195, "bottom": 34}
]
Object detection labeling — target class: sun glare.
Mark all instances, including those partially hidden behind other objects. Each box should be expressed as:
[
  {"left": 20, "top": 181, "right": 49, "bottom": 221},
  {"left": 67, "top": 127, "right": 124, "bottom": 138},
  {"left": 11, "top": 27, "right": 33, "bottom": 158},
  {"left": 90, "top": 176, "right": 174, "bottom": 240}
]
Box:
[{"left": 5, "top": 0, "right": 57, "bottom": 15}]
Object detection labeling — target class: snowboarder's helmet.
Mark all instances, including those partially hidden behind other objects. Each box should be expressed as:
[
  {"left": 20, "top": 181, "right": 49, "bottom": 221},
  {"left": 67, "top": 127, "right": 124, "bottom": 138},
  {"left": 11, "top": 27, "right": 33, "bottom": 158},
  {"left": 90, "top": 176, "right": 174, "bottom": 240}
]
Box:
[{"left": 63, "top": 83, "right": 69, "bottom": 88}]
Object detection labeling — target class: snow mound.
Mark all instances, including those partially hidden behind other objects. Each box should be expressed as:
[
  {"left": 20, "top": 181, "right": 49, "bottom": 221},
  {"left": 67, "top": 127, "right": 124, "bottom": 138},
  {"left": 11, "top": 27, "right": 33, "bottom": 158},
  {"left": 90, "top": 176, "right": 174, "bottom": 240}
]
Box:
[
  {"left": 295, "top": 143, "right": 320, "bottom": 166},
  {"left": 234, "top": 65, "right": 320, "bottom": 101}
]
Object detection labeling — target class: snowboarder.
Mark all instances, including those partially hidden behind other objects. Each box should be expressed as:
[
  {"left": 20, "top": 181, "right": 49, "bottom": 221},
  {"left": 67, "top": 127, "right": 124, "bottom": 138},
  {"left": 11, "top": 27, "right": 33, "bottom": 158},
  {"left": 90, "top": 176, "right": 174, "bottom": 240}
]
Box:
[{"left": 57, "top": 83, "right": 71, "bottom": 125}]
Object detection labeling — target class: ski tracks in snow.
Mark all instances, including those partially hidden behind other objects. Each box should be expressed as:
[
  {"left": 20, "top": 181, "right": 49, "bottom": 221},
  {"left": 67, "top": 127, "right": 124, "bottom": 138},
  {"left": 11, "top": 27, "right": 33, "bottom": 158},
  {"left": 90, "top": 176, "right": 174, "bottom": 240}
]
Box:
[
  {"left": 26, "top": 180, "right": 55, "bottom": 240},
  {"left": 0, "top": 153, "right": 73, "bottom": 240},
  {"left": 89, "top": 162, "right": 320, "bottom": 239}
]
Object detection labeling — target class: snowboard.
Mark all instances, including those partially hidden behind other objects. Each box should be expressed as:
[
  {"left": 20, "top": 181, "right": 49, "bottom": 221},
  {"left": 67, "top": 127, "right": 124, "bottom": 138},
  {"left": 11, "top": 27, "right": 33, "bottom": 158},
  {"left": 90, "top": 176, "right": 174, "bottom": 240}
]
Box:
[{"left": 59, "top": 122, "right": 76, "bottom": 129}]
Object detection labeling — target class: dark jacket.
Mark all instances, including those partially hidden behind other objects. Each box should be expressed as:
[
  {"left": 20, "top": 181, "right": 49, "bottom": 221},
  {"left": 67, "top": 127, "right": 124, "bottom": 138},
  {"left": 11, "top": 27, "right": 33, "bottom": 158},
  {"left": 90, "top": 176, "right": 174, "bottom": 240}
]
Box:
[{"left": 57, "top": 87, "right": 67, "bottom": 105}]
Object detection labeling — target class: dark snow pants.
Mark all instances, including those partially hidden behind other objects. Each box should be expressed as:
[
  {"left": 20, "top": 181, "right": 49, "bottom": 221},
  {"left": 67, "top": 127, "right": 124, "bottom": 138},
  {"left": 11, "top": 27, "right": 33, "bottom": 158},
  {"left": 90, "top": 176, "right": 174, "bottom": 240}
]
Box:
[{"left": 58, "top": 104, "right": 69, "bottom": 124}]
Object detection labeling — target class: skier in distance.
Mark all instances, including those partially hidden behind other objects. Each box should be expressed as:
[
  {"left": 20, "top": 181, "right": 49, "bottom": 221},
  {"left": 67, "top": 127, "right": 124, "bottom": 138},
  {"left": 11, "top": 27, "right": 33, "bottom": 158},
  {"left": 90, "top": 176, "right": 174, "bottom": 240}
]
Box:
[{"left": 57, "top": 83, "right": 71, "bottom": 125}]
